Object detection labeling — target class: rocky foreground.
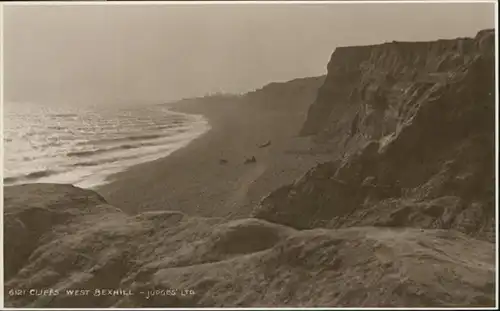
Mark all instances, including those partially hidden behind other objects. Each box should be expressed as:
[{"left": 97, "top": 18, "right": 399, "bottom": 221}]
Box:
[
  {"left": 4, "top": 184, "right": 495, "bottom": 308},
  {"left": 4, "top": 29, "right": 496, "bottom": 308}
]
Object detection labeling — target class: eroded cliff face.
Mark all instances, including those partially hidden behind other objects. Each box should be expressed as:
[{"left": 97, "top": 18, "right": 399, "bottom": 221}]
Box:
[
  {"left": 254, "top": 29, "right": 495, "bottom": 241},
  {"left": 246, "top": 76, "right": 326, "bottom": 110},
  {"left": 301, "top": 30, "right": 494, "bottom": 139}
]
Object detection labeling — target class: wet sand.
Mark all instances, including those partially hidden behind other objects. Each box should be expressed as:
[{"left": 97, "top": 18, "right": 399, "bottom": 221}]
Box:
[{"left": 96, "top": 82, "right": 326, "bottom": 218}]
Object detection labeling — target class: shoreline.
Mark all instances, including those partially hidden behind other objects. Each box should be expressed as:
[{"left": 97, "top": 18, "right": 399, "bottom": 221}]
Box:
[
  {"left": 96, "top": 95, "right": 325, "bottom": 218},
  {"left": 95, "top": 101, "right": 220, "bottom": 215},
  {"left": 3, "top": 104, "right": 211, "bottom": 191},
  {"left": 86, "top": 107, "right": 213, "bottom": 190}
]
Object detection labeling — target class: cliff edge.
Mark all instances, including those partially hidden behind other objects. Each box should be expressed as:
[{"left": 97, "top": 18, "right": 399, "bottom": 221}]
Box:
[{"left": 254, "top": 29, "right": 495, "bottom": 242}]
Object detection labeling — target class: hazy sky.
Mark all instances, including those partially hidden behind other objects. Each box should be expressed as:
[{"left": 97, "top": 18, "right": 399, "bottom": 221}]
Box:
[{"left": 2, "top": 2, "right": 496, "bottom": 106}]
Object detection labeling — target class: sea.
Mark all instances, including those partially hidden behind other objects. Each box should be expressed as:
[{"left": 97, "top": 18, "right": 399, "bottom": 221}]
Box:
[{"left": 2, "top": 102, "right": 210, "bottom": 189}]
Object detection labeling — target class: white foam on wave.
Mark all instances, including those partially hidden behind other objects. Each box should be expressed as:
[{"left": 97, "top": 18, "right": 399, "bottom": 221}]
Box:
[
  {"left": 4, "top": 104, "right": 211, "bottom": 189},
  {"left": 78, "top": 114, "right": 210, "bottom": 189}
]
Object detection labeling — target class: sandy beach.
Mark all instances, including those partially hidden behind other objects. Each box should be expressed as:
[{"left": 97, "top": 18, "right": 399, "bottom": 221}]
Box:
[{"left": 97, "top": 77, "right": 327, "bottom": 218}]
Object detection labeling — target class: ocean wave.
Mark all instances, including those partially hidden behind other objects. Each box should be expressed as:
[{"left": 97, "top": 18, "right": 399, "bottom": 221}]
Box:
[
  {"left": 47, "top": 126, "right": 66, "bottom": 130},
  {"left": 4, "top": 169, "right": 60, "bottom": 185},
  {"left": 66, "top": 142, "right": 160, "bottom": 158},
  {"left": 75, "top": 133, "right": 170, "bottom": 147},
  {"left": 52, "top": 113, "right": 78, "bottom": 118},
  {"left": 155, "top": 124, "right": 177, "bottom": 130},
  {"left": 3, "top": 177, "right": 21, "bottom": 184},
  {"left": 4, "top": 104, "right": 210, "bottom": 189},
  {"left": 70, "top": 149, "right": 165, "bottom": 168}
]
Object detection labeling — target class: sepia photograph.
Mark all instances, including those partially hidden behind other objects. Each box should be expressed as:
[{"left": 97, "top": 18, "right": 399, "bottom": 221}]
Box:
[{"left": 1, "top": 0, "right": 497, "bottom": 308}]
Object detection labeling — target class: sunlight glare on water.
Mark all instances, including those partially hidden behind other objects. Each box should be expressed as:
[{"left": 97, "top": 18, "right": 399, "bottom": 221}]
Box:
[{"left": 3, "top": 102, "right": 209, "bottom": 189}]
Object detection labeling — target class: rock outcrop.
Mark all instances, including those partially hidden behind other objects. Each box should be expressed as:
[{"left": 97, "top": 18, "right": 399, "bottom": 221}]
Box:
[
  {"left": 254, "top": 30, "right": 496, "bottom": 242},
  {"left": 4, "top": 184, "right": 495, "bottom": 308}
]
